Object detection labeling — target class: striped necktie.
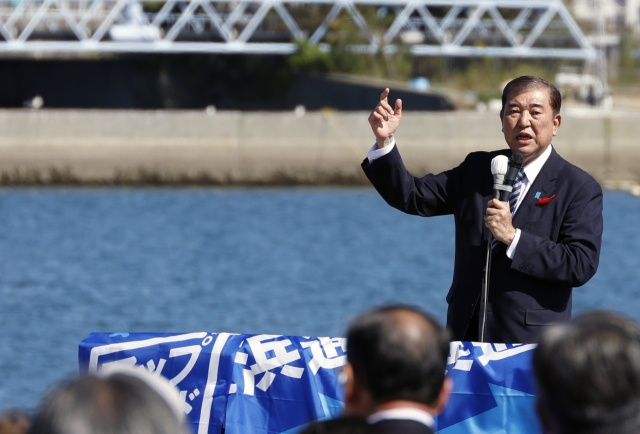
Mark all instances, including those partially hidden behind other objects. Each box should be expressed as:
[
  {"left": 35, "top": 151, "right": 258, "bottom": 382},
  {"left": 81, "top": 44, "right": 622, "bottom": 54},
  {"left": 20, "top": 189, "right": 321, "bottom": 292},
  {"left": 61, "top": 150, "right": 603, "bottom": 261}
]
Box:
[
  {"left": 492, "top": 169, "right": 525, "bottom": 249},
  {"left": 509, "top": 169, "right": 526, "bottom": 216}
]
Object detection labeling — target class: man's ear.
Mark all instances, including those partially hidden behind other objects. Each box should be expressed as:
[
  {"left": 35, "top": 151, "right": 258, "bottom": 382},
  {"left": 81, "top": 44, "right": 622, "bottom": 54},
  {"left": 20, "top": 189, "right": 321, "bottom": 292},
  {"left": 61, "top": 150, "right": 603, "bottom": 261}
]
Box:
[
  {"left": 552, "top": 114, "right": 562, "bottom": 136},
  {"left": 343, "top": 363, "right": 362, "bottom": 415},
  {"left": 342, "top": 363, "right": 373, "bottom": 417},
  {"left": 429, "top": 377, "right": 453, "bottom": 415}
]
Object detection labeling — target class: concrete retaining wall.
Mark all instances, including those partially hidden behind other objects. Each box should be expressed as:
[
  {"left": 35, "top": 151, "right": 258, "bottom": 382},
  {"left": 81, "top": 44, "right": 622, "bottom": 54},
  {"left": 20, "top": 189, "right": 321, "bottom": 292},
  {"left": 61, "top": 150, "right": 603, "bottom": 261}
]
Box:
[{"left": 0, "top": 108, "right": 637, "bottom": 185}]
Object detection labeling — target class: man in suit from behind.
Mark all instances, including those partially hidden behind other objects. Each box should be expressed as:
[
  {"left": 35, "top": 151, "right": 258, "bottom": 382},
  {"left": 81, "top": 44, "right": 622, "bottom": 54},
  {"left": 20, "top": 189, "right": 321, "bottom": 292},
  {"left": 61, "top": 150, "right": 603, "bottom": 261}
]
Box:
[
  {"left": 534, "top": 311, "right": 640, "bottom": 434},
  {"left": 342, "top": 305, "right": 451, "bottom": 434},
  {"left": 362, "top": 76, "right": 603, "bottom": 343}
]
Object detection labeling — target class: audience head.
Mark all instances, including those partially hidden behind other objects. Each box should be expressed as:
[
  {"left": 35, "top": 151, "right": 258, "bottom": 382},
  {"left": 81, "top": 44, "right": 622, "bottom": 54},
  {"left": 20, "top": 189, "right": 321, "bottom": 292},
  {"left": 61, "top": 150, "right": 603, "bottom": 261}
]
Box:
[
  {"left": 0, "top": 409, "right": 32, "bottom": 434},
  {"left": 344, "top": 305, "right": 451, "bottom": 417},
  {"left": 299, "top": 417, "right": 381, "bottom": 434},
  {"left": 534, "top": 311, "right": 640, "bottom": 434},
  {"left": 29, "top": 366, "right": 186, "bottom": 434}
]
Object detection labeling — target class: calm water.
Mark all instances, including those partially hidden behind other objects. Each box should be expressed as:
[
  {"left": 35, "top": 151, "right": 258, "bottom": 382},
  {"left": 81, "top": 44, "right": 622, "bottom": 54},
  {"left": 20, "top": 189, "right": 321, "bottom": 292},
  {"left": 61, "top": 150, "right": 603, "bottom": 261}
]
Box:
[{"left": 0, "top": 187, "right": 637, "bottom": 410}]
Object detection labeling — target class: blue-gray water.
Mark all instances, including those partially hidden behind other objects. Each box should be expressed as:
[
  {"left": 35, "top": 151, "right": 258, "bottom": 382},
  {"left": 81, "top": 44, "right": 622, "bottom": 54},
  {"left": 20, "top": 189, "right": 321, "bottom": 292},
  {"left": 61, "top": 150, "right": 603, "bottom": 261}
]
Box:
[{"left": 0, "top": 187, "right": 637, "bottom": 411}]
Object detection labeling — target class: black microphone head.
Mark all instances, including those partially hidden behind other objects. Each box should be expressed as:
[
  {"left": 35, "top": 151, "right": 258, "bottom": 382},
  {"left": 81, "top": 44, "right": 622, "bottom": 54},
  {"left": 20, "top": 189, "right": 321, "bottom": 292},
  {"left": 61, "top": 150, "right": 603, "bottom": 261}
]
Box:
[
  {"left": 500, "top": 152, "right": 524, "bottom": 202},
  {"left": 509, "top": 152, "right": 524, "bottom": 168}
]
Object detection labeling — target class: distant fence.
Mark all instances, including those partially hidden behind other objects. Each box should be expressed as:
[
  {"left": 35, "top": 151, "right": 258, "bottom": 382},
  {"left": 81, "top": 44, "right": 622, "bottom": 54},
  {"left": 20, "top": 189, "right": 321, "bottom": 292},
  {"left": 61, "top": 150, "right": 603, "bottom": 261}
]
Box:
[{"left": 0, "top": 108, "right": 637, "bottom": 185}]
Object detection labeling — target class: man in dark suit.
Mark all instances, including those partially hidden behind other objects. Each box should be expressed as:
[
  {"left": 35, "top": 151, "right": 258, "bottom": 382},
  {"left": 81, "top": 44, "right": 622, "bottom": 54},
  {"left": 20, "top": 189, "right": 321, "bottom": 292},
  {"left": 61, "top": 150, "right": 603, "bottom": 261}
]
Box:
[
  {"left": 362, "top": 76, "right": 603, "bottom": 343},
  {"left": 343, "top": 305, "right": 451, "bottom": 434}
]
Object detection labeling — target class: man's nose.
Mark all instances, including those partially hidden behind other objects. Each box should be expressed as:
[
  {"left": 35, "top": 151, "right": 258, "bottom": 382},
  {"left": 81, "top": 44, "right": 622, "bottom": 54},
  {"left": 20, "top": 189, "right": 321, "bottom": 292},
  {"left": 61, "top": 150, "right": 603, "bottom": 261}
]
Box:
[{"left": 518, "top": 111, "right": 532, "bottom": 127}]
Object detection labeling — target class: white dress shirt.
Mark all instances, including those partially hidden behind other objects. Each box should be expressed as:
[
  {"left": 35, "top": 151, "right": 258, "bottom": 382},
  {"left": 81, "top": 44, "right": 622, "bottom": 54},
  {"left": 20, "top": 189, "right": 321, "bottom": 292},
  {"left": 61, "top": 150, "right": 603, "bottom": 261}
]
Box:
[
  {"left": 366, "top": 140, "right": 554, "bottom": 258},
  {"left": 366, "top": 407, "right": 436, "bottom": 430}
]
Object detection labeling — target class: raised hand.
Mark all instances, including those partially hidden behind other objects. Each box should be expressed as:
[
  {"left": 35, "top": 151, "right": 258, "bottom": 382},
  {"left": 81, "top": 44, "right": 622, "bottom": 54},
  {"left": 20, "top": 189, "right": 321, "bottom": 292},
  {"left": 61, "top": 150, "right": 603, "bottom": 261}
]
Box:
[{"left": 368, "top": 88, "right": 403, "bottom": 149}]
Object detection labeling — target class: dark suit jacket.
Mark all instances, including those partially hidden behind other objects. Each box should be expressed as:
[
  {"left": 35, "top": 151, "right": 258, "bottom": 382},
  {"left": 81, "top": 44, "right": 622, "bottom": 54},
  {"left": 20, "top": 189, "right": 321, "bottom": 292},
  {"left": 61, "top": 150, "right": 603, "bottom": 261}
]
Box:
[
  {"left": 372, "top": 419, "right": 434, "bottom": 434},
  {"left": 362, "top": 145, "right": 603, "bottom": 343}
]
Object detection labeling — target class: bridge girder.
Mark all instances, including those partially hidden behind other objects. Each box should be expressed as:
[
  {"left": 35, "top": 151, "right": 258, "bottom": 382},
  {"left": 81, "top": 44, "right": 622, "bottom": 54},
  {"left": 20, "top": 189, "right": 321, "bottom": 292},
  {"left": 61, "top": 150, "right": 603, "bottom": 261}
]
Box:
[{"left": 0, "top": 0, "right": 597, "bottom": 60}]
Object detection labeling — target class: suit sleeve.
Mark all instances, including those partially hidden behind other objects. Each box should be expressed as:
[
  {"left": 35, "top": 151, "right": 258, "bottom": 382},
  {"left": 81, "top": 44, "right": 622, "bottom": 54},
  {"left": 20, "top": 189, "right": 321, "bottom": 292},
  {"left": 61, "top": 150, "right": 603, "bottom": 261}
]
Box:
[
  {"left": 511, "top": 177, "right": 603, "bottom": 287},
  {"left": 361, "top": 144, "right": 458, "bottom": 217}
]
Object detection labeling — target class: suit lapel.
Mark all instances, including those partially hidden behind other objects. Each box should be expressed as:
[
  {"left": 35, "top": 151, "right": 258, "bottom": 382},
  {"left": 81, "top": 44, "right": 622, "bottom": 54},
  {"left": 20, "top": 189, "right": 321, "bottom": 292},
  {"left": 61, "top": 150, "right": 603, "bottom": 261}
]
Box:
[{"left": 512, "top": 147, "right": 561, "bottom": 228}]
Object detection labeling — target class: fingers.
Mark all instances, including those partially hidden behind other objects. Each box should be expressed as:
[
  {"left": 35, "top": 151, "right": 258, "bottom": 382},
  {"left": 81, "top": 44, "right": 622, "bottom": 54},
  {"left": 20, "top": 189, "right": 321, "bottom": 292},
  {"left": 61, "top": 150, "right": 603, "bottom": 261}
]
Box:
[
  {"left": 485, "top": 200, "right": 510, "bottom": 223},
  {"left": 484, "top": 212, "right": 506, "bottom": 229},
  {"left": 370, "top": 90, "right": 395, "bottom": 123},
  {"left": 485, "top": 207, "right": 508, "bottom": 219},
  {"left": 369, "top": 88, "right": 401, "bottom": 133},
  {"left": 486, "top": 200, "right": 498, "bottom": 214},
  {"left": 369, "top": 106, "right": 389, "bottom": 123},
  {"left": 395, "top": 98, "right": 403, "bottom": 117},
  {"left": 380, "top": 88, "right": 390, "bottom": 102},
  {"left": 375, "top": 105, "right": 392, "bottom": 121},
  {"left": 378, "top": 89, "right": 394, "bottom": 117},
  {"left": 484, "top": 208, "right": 516, "bottom": 245},
  {"left": 379, "top": 98, "right": 394, "bottom": 114},
  {"left": 369, "top": 110, "right": 386, "bottom": 124},
  {"left": 487, "top": 199, "right": 509, "bottom": 210}
]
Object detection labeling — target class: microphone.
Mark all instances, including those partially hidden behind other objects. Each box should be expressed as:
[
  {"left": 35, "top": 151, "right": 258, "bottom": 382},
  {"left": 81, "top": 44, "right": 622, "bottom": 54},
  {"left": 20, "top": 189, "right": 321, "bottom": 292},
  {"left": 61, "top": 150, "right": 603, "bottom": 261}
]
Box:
[
  {"left": 491, "top": 155, "right": 509, "bottom": 200},
  {"left": 482, "top": 152, "right": 524, "bottom": 342},
  {"left": 499, "top": 153, "right": 524, "bottom": 203}
]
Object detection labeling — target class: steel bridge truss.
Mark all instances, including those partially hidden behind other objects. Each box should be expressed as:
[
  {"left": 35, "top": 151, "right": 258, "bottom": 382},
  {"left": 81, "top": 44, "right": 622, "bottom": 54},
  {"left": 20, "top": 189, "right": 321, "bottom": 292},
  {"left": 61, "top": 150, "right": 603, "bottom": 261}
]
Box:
[{"left": 0, "top": 0, "right": 597, "bottom": 59}]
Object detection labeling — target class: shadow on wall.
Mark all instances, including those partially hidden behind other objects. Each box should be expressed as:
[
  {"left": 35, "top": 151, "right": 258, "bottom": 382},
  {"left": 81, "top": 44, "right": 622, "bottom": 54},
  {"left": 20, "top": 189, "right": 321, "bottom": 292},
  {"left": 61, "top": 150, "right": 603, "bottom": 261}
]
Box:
[{"left": 0, "top": 55, "right": 453, "bottom": 111}]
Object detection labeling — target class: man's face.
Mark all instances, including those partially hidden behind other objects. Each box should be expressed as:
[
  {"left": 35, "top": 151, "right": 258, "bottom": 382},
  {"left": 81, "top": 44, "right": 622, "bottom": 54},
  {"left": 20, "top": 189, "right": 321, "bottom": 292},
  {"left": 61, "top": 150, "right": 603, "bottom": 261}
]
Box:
[{"left": 500, "top": 88, "right": 561, "bottom": 165}]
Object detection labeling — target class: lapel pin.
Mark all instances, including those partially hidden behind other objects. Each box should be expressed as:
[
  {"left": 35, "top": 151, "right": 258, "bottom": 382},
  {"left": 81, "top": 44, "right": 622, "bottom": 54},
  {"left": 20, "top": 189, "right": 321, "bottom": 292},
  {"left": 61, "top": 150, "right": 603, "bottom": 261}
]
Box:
[
  {"left": 535, "top": 195, "right": 556, "bottom": 206},
  {"left": 534, "top": 192, "right": 541, "bottom": 199}
]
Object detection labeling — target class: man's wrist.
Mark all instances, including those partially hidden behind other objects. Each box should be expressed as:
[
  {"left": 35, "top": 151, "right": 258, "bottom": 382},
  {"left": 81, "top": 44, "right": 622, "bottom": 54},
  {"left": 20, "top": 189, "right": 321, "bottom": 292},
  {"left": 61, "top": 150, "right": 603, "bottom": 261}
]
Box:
[
  {"left": 368, "top": 139, "right": 396, "bottom": 163},
  {"left": 505, "top": 229, "right": 521, "bottom": 259},
  {"left": 376, "top": 135, "right": 394, "bottom": 149}
]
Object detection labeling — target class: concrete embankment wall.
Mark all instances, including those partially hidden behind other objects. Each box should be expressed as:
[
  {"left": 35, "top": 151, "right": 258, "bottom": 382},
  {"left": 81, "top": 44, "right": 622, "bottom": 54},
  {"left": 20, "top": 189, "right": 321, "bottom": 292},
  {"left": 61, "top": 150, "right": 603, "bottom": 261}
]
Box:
[{"left": 0, "top": 108, "right": 637, "bottom": 185}]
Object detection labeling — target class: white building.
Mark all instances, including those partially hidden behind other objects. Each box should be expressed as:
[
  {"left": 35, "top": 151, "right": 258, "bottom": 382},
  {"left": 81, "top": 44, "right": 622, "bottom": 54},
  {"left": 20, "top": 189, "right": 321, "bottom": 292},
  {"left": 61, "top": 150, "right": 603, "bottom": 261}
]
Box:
[{"left": 568, "top": 0, "right": 640, "bottom": 33}]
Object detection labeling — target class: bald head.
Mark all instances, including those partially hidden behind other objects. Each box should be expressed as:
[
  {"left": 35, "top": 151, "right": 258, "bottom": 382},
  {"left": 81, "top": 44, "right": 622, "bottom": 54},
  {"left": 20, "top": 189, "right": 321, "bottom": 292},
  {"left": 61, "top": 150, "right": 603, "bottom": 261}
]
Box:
[{"left": 346, "top": 306, "right": 450, "bottom": 406}]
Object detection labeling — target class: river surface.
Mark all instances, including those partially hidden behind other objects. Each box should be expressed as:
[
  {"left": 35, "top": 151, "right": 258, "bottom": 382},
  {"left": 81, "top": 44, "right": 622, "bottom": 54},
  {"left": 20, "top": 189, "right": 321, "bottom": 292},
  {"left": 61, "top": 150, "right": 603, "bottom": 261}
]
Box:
[{"left": 0, "top": 187, "right": 637, "bottom": 411}]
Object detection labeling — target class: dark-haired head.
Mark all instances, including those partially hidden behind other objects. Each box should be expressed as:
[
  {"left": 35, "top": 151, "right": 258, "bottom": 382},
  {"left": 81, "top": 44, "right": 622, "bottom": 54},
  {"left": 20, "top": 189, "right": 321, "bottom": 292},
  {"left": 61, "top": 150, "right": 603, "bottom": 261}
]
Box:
[
  {"left": 534, "top": 311, "right": 640, "bottom": 434},
  {"left": 502, "top": 76, "right": 561, "bottom": 116},
  {"left": 0, "top": 409, "right": 32, "bottom": 434},
  {"left": 345, "top": 305, "right": 450, "bottom": 408}
]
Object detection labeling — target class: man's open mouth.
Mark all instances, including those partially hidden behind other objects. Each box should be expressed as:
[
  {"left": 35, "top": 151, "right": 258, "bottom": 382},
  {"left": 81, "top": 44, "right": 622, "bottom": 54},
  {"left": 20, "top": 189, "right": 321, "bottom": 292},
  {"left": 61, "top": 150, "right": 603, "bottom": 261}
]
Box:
[{"left": 516, "top": 134, "right": 532, "bottom": 141}]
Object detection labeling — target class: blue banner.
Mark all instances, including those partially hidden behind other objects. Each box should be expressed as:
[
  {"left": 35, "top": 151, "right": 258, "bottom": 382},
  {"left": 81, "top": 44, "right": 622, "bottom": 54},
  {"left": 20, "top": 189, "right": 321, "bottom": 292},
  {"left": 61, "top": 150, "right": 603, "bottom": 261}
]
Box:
[
  {"left": 437, "top": 342, "right": 540, "bottom": 434},
  {"left": 79, "top": 334, "right": 540, "bottom": 434},
  {"left": 80, "top": 333, "right": 346, "bottom": 434}
]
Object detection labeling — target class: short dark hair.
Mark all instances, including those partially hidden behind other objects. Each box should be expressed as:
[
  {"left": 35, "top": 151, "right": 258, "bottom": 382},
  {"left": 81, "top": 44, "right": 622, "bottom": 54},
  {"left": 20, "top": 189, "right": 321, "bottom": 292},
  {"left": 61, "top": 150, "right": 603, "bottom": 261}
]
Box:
[
  {"left": 533, "top": 311, "right": 640, "bottom": 434},
  {"left": 346, "top": 305, "right": 450, "bottom": 406},
  {"left": 299, "top": 417, "right": 381, "bottom": 434},
  {"left": 30, "top": 374, "right": 184, "bottom": 434},
  {"left": 0, "top": 409, "right": 32, "bottom": 434},
  {"left": 502, "top": 75, "right": 562, "bottom": 115}
]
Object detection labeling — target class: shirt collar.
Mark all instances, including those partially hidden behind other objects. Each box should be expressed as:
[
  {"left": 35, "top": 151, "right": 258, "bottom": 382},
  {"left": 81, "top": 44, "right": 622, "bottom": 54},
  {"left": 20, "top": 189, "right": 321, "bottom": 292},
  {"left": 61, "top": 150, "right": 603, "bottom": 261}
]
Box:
[
  {"left": 521, "top": 144, "right": 553, "bottom": 184},
  {"left": 366, "top": 407, "right": 435, "bottom": 429}
]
